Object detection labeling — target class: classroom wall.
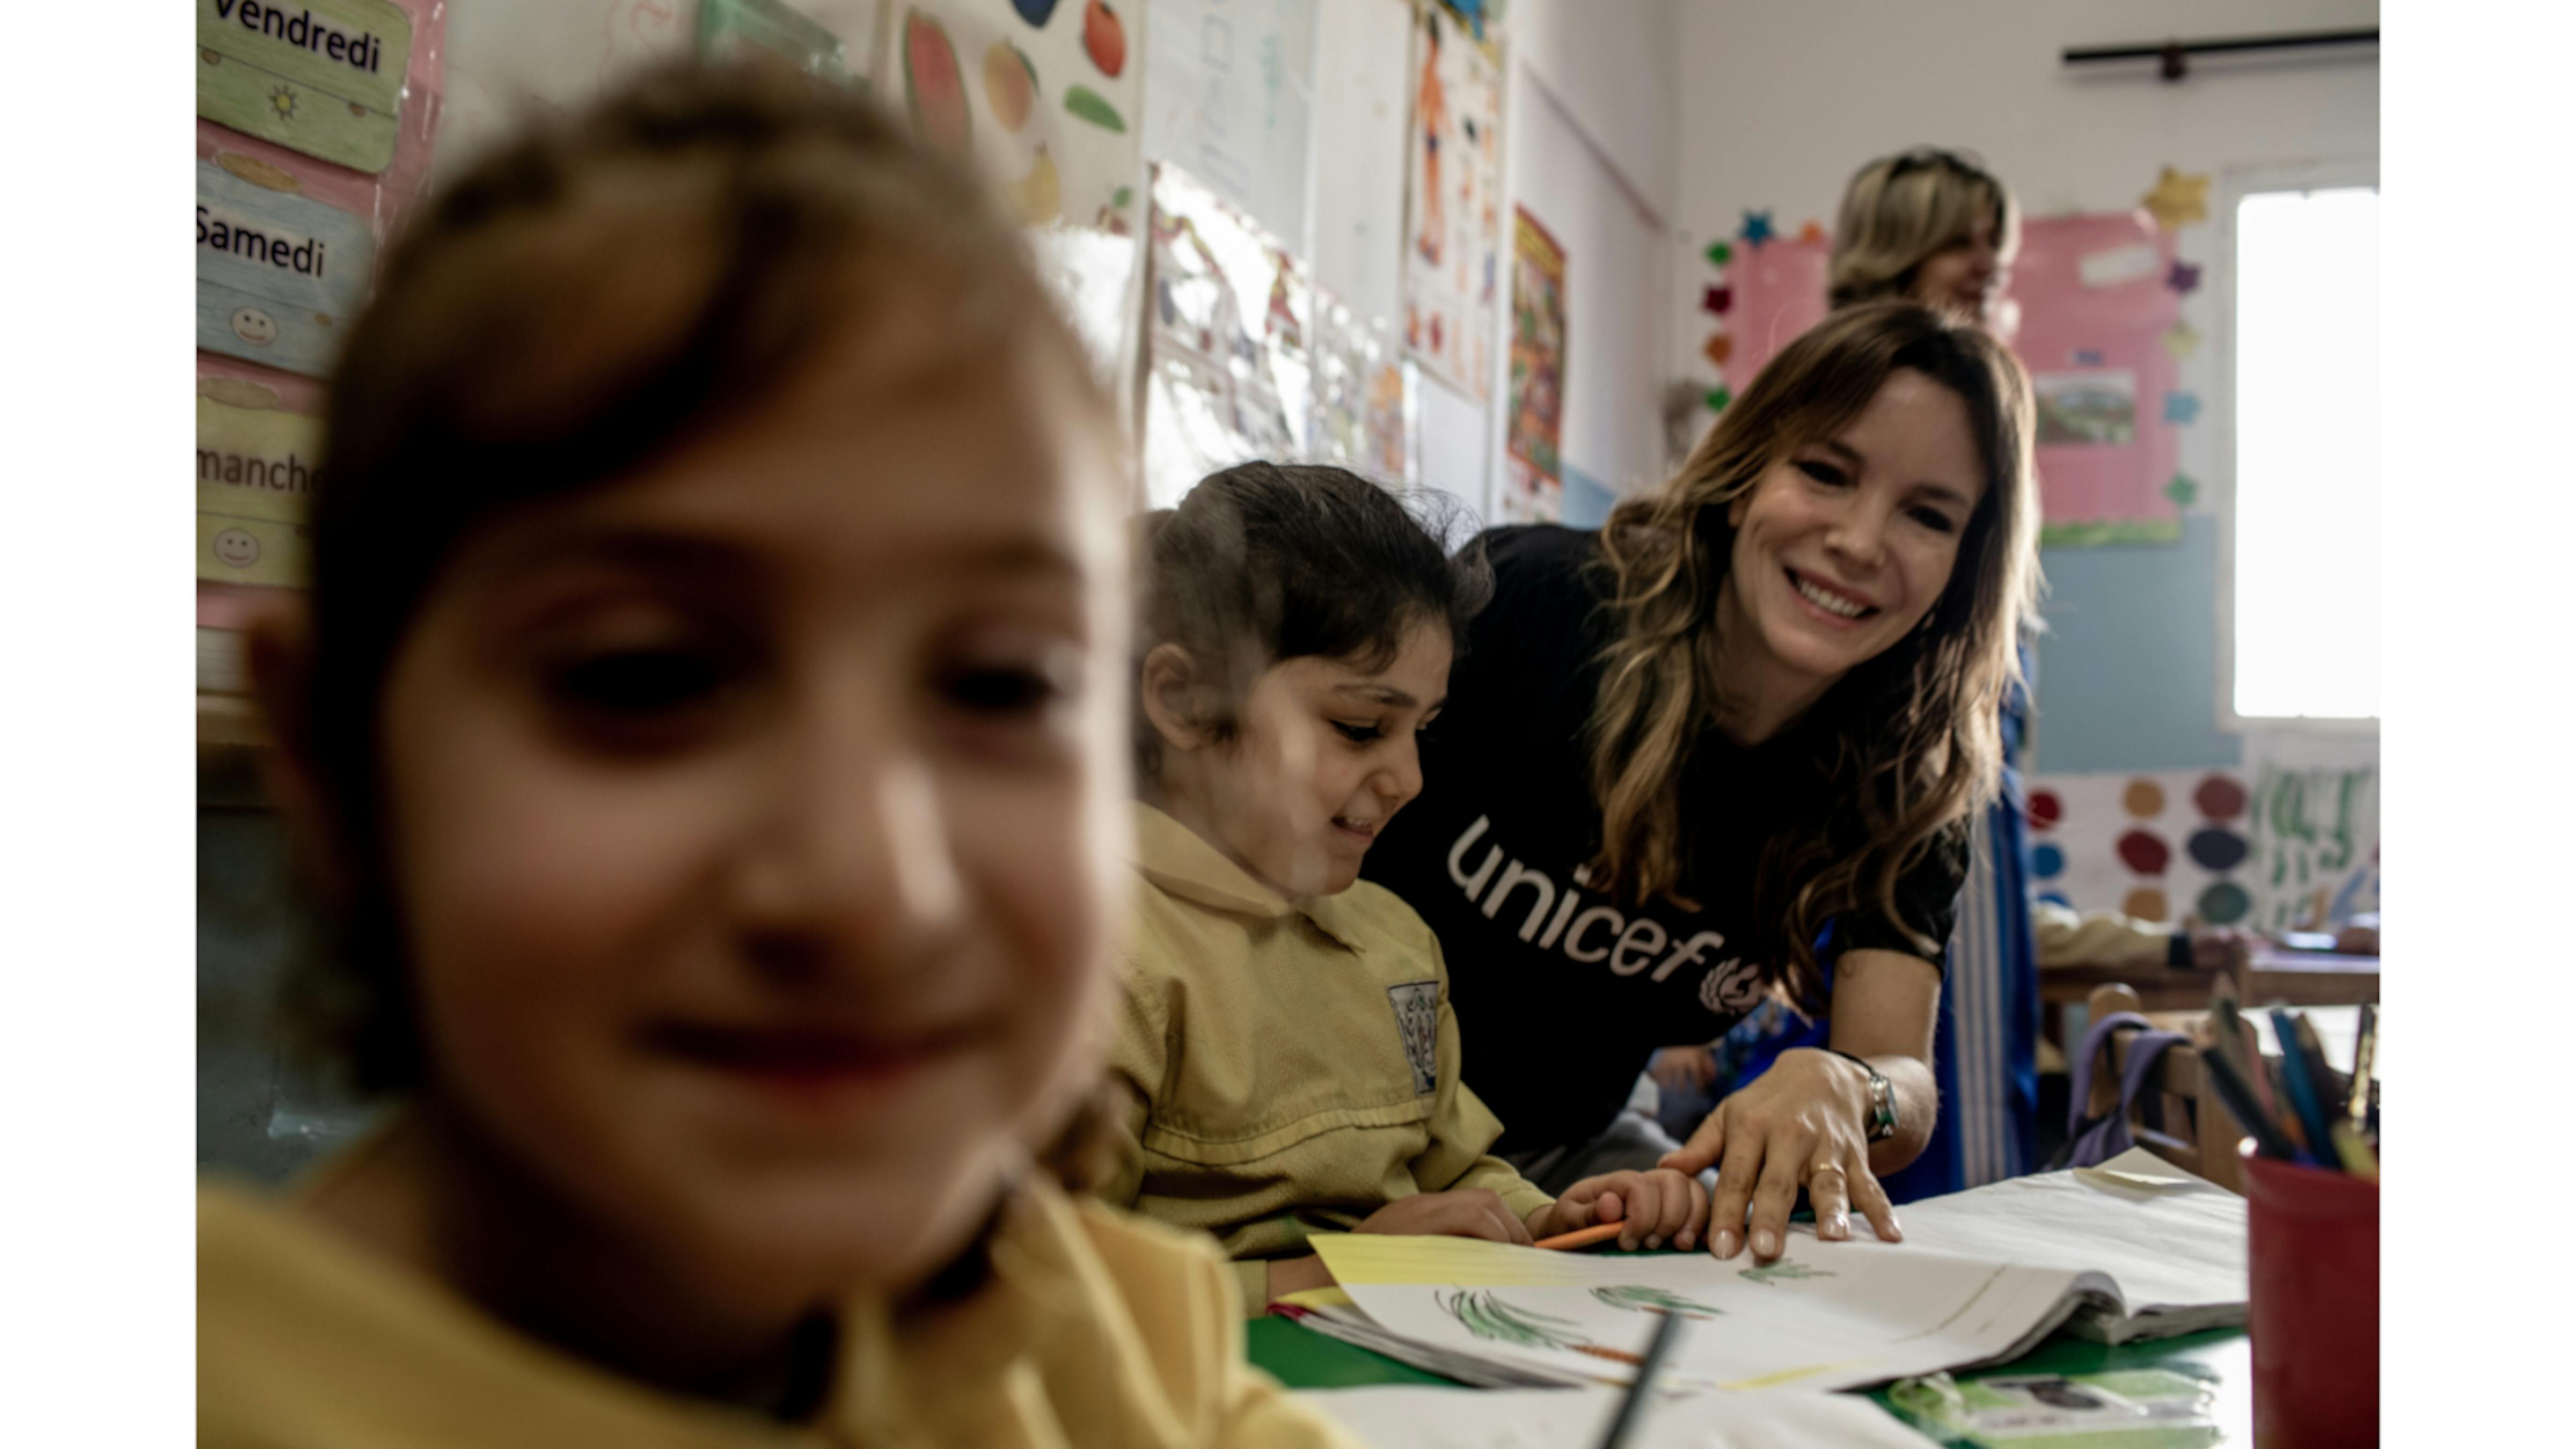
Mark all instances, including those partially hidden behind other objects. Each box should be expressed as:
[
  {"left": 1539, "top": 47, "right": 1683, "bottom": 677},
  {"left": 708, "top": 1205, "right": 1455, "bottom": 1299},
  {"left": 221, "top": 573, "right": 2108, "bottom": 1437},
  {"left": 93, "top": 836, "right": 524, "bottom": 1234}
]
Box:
[
  {"left": 1669, "top": 0, "right": 2380, "bottom": 772},
  {"left": 1498, "top": 0, "right": 1682, "bottom": 517}
]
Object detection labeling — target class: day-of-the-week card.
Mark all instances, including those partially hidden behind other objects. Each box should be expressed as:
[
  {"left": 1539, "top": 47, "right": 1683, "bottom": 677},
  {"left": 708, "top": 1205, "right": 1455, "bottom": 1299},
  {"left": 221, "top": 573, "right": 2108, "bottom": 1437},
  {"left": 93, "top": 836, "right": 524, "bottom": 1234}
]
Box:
[
  {"left": 196, "top": 159, "right": 376, "bottom": 376},
  {"left": 197, "top": 0, "right": 414, "bottom": 174}
]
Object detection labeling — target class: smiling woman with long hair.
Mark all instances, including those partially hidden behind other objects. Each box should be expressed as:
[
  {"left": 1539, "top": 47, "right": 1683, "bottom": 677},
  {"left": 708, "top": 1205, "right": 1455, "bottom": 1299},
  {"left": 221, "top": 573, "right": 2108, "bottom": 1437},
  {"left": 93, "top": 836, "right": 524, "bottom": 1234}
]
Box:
[{"left": 1362, "top": 301, "right": 2040, "bottom": 1264}]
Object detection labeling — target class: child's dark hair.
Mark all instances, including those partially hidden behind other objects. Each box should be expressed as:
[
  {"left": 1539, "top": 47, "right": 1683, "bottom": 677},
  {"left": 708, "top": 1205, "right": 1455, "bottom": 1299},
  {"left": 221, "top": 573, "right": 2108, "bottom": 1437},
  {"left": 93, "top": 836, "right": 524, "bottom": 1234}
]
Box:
[
  {"left": 282, "top": 63, "right": 1114, "bottom": 1094},
  {"left": 1133, "top": 462, "right": 1491, "bottom": 779}
]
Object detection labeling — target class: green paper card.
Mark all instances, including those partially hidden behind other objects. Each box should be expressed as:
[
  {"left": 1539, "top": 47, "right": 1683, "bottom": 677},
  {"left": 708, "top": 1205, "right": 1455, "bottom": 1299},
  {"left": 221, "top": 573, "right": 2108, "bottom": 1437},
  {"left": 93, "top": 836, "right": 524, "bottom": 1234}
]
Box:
[
  {"left": 698, "top": 0, "right": 858, "bottom": 87},
  {"left": 197, "top": 0, "right": 414, "bottom": 173}
]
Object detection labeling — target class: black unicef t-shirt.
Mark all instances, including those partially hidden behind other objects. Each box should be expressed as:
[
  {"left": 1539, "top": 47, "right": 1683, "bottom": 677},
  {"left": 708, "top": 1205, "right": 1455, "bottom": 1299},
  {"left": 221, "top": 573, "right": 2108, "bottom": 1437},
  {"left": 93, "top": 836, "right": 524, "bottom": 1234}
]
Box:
[{"left": 1362, "top": 525, "right": 1968, "bottom": 1154}]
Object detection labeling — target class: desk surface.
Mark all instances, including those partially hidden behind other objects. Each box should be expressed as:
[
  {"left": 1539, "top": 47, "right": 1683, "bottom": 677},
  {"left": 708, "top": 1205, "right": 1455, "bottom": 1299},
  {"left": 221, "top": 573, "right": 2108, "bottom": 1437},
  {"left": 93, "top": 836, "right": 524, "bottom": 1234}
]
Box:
[{"left": 1250, "top": 1316, "right": 2252, "bottom": 1443}]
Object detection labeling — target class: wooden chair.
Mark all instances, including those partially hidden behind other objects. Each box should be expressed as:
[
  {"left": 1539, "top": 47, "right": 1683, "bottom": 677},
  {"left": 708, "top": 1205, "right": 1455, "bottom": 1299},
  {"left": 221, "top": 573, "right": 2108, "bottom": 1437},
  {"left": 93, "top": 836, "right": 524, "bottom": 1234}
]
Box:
[{"left": 2077, "top": 984, "right": 2248, "bottom": 1194}]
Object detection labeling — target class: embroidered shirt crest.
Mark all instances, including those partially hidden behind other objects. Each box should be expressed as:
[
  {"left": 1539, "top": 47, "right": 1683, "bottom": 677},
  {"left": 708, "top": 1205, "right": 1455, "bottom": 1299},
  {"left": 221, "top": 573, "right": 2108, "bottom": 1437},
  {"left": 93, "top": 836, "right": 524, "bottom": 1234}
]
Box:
[{"left": 1385, "top": 980, "right": 1441, "bottom": 1095}]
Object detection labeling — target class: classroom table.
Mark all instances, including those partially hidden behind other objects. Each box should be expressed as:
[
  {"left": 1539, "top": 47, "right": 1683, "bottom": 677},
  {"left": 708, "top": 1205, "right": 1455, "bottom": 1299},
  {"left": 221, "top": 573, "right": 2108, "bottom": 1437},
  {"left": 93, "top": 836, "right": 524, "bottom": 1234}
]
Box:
[
  {"left": 2039, "top": 948, "right": 2378, "bottom": 1049},
  {"left": 1250, "top": 1313, "right": 2252, "bottom": 1444}
]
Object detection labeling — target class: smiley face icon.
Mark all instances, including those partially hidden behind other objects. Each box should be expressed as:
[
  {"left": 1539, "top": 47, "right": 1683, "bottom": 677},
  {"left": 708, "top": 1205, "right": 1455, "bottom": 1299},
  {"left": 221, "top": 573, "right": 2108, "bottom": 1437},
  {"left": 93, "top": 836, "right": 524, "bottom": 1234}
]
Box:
[
  {"left": 213, "top": 528, "right": 262, "bottom": 569},
  {"left": 230, "top": 307, "right": 279, "bottom": 347}
]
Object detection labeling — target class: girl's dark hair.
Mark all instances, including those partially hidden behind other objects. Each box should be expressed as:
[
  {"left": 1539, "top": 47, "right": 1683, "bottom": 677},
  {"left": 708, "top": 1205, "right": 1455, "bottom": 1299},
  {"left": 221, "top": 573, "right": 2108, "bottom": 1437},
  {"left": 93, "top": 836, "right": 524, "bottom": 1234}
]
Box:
[
  {"left": 284, "top": 63, "right": 1112, "bottom": 1093},
  {"left": 1133, "top": 463, "right": 1491, "bottom": 778}
]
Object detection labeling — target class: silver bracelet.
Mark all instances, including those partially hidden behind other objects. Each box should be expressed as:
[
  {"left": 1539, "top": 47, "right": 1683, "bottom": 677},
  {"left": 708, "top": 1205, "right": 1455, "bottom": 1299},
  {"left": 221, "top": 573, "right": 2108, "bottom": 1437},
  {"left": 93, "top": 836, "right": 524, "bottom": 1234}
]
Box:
[{"left": 1825, "top": 1049, "right": 1899, "bottom": 1143}]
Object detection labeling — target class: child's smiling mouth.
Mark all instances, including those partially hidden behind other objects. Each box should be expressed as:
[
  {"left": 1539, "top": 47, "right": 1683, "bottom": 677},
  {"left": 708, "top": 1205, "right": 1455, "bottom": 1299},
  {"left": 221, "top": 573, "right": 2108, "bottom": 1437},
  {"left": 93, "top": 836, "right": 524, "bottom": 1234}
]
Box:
[
  {"left": 642, "top": 1018, "right": 996, "bottom": 1104},
  {"left": 1331, "top": 815, "right": 1381, "bottom": 845}
]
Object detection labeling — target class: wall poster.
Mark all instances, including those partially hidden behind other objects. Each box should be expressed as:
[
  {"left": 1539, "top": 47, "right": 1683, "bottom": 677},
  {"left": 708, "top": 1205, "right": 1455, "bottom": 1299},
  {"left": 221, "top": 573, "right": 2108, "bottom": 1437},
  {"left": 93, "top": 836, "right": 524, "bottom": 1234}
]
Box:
[
  {"left": 1500, "top": 206, "right": 1565, "bottom": 523},
  {"left": 1140, "top": 163, "right": 1313, "bottom": 509},
  {"left": 1399, "top": 0, "right": 1502, "bottom": 404}
]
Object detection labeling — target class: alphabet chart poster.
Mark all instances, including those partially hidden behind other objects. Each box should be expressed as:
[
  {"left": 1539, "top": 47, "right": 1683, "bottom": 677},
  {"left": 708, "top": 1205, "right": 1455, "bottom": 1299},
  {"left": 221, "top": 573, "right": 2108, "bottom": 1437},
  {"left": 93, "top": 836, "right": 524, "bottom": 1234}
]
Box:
[
  {"left": 887, "top": 0, "right": 1146, "bottom": 237},
  {"left": 1399, "top": 0, "right": 1502, "bottom": 405}
]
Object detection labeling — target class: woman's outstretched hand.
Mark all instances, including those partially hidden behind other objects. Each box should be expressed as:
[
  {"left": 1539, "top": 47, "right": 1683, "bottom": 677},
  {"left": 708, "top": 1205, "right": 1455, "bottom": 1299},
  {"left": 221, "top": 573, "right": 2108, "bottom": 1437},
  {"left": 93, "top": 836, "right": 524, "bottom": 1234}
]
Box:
[{"left": 1657, "top": 1046, "right": 1901, "bottom": 1262}]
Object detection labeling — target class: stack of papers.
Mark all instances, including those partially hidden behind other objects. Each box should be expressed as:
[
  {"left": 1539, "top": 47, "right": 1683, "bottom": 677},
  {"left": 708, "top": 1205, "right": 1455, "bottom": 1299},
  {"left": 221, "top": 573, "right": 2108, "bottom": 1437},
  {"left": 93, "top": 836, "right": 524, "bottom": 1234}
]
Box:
[{"left": 1279, "top": 1149, "right": 2246, "bottom": 1394}]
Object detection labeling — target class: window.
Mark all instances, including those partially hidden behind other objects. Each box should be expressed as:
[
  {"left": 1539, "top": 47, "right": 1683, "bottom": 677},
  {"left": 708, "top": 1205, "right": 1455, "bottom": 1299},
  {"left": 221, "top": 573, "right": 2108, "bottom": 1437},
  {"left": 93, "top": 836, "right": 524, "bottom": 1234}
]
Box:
[{"left": 2221, "top": 174, "right": 2379, "bottom": 725}]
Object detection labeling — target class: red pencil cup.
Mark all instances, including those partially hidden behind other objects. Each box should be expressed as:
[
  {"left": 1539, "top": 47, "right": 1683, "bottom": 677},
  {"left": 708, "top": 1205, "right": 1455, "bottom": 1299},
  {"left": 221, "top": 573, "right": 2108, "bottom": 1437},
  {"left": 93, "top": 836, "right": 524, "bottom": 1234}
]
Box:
[{"left": 2241, "top": 1144, "right": 2379, "bottom": 1447}]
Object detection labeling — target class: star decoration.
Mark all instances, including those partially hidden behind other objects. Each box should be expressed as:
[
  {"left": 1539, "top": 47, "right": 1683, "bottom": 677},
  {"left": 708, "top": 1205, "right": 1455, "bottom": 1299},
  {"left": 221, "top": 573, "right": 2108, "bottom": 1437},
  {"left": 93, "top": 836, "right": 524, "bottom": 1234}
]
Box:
[
  {"left": 1797, "top": 219, "right": 1826, "bottom": 244},
  {"left": 2140, "top": 167, "right": 2211, "bottom": 232},
  {"left": 2164, "top": 474, "right": 2199, "bottom": 507},
  {"left": 1701, "top": 333, "right": 1734, "bottom": 368},
  {"left": 1704, "top": 386, "right": 1733, "bottom": 413},
  {"left": 2163, "top": 390, "right": 2202, "bottom": 426},
  {"left": 1702, "top": 285, "right": 1732, "bottom": 316},
  {"left": 1703, "top": 240, "right": 1732, "bottom": 268},
  {"left": 2163, "top": 321, "right": 2204, "bottom": 360},
  {"left": 2167, "top": 260, "right": 2203, "bottom": 295},
  {"left": 1740, "top": 210, "right": 1775, "bottom": 247}
]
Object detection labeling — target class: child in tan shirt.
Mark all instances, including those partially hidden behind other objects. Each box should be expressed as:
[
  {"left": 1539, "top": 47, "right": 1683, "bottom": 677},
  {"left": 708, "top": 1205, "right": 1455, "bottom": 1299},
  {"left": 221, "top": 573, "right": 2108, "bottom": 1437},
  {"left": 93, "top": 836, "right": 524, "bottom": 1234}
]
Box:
[
  {"left": 198, "top": 68, "right": 1355, "bottom": 1449},
  {"left": 1106, "top": 465, "right": 1707, "bottom": 1312}
]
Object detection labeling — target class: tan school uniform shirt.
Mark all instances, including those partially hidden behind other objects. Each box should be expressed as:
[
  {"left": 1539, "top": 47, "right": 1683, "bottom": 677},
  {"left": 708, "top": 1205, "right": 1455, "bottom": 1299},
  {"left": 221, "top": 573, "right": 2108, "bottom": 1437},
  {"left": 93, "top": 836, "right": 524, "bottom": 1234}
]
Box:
[
  {"left": 199, "top": 1119, "right": 1358, "bottom": 1449},
  {"left": 1104, "top": 803, "right": 1554, "bottom": 1312}
]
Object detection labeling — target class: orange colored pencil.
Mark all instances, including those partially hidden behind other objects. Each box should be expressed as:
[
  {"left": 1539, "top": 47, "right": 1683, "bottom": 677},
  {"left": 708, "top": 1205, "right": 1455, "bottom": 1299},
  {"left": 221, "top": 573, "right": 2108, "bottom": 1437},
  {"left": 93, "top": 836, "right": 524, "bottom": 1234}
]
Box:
[{"left": 1534, "top": 1221, "right": 1627, "bottom": 1251}]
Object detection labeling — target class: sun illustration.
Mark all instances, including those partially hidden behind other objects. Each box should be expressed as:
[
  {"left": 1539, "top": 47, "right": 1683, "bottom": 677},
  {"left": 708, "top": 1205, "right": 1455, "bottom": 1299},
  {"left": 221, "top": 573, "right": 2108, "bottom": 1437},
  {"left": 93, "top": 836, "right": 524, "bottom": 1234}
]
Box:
[{"left": 269, "top": 85, "right": 298, "bottom": 121}]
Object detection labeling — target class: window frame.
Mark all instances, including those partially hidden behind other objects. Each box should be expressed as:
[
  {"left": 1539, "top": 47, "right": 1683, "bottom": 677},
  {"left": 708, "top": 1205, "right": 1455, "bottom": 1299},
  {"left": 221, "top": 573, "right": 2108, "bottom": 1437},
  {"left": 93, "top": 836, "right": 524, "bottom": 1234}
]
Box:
[{"left": 2214, "top": 156, "right": 2382, "bottom": 736}]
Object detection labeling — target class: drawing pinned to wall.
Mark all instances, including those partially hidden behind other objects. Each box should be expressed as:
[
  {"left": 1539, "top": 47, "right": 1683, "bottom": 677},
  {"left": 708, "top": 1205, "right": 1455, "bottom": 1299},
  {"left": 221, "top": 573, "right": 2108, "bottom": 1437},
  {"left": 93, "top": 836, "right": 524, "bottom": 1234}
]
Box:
[
  {"left": 2032, "top": 371, "right": 2137, "bottom": 447},
  {"left": 1141, "top": 0, "right": 1319, "bottom": 253},
  {"left": 2025, "top": 769, "right": 2255, "bottom": 925},
  {"left": 1312, "top": 292, "right": 1413, "bottom": 487},
  {"left": 2010, "top": 212, "right": 2184, "bottom": 547},
  {"left": 1141, "top": 163, "right": 1313, "bottom": 507},
  {"left": 2248, "top": 760, "right": 2379, "bottom": 933},
  {"left": 894, "top": 0, "right": 1144, "bottom": 234},
  {"left": 1499, "top": 206, "right": 1567, "bottom": 524},
  {"left": 1400, "top": 0, "right": 1503, "bottom": 405},
  {"left": 699, "top": 0, "right": 863, "bottom": 84}
]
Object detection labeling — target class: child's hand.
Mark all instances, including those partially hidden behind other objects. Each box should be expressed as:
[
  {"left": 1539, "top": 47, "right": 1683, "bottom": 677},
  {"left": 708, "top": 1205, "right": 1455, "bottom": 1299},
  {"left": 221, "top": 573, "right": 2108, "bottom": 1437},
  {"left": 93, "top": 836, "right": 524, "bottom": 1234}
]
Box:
[
  {"left": 1353, "top": 1189, "right": 1537, "bottom": 1246},
  {"left": 1531, "top": 1169, "right": 1710, "bottom": 1252}
]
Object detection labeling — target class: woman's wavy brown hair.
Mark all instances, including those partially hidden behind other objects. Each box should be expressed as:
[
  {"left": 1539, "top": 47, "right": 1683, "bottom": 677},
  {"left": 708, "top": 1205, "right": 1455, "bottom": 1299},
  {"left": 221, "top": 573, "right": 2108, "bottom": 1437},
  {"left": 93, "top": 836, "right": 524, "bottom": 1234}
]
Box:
[{"left": 1584, "top": 301, "right": 2039, "bottom": 1008}]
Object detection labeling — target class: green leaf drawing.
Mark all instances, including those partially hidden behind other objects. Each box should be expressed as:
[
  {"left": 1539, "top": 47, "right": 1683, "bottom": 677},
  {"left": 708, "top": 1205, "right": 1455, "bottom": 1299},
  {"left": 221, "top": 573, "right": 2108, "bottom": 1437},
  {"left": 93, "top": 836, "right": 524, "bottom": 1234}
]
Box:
[
  {"left": 1739, "top": 1261, "right": 1835, "bottom": 1286},
  {"left": 1063, "top": 84, "right": 1127, "bottom": 132},
  {"left": 1437, "top": 1290, "right": 1583, "bottom": 1351},
  {"left": 1591, "top": 1284, "right": 1724, "bottom": 1319}
]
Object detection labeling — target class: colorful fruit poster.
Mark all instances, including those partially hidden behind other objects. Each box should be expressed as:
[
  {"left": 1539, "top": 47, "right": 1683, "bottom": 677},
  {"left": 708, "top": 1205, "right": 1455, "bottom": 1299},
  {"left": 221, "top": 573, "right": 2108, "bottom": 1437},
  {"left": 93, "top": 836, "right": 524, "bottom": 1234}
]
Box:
[
  {"left": 1140, "top": 163, "right": 1313, "bottom": 508},
  {"left": 889, "top": 0, "right": 1144, "bottom": 236},
  {"left": 1399, "top": 0, "right": 1502, "bottom": 404},
  {"left": 1311, "top": 289, "right": 1411, "bottom": 489},
  {"left": 1500, "top": 206, "right": 1565, "bottom": 523}
]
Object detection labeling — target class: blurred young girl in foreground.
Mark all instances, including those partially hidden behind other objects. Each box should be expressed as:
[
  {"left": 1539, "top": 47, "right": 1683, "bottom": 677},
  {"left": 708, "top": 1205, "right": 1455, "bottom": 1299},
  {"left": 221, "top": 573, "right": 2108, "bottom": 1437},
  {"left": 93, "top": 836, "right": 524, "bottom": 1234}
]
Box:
[
  {"left": 1105, "top": 464, "right": 1707, "bottom": 1311},
  {"left": 200, "top": 67, "right": 1353, "bottom": 1448}
]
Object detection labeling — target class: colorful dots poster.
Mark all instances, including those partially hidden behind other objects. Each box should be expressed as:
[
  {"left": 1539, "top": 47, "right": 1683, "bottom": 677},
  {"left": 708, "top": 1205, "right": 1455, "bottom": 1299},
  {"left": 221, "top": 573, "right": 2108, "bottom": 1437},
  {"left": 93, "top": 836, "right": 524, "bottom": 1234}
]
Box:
[{"left": 2026, "top": 762, "right": 2375, "bottom": 931}]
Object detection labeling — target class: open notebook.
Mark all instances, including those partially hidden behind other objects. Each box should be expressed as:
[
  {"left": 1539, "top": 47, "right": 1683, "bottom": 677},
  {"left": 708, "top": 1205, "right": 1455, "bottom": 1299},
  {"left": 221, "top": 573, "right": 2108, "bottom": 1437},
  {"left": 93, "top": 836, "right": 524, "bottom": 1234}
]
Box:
[{"left": 1278, "top": 1148, "right": 2246, "bottom": 1394}]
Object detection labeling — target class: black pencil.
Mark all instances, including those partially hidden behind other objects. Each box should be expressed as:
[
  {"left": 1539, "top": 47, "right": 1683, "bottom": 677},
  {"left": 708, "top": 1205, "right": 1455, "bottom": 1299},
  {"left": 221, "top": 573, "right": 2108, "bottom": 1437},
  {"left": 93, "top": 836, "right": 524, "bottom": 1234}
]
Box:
[
  {"left": 2200, "top": 1041, "right": 2300, "bottom": 1160},
  {"left": 1594, "top": 1309, "right": 1686, "bottom": 1449}
]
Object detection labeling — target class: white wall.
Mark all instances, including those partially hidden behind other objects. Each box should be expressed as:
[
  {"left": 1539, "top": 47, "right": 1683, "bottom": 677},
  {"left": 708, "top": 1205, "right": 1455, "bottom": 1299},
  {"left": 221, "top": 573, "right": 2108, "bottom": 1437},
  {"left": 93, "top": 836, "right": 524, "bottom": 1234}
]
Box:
[{"left": 1491, "top": 0, "right": 1682, "bottom": 514}]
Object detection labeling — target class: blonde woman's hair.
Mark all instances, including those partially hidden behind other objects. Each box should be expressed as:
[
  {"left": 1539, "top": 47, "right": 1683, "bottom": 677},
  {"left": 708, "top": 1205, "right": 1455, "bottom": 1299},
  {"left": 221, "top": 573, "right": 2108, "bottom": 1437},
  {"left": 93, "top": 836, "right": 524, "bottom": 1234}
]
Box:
[
  {"left": 1829, "top": 148, "right": 2018, "bottom": 310},
  {"left": 1585, "top": 302, "right": 2040, "bottom": 1009}
]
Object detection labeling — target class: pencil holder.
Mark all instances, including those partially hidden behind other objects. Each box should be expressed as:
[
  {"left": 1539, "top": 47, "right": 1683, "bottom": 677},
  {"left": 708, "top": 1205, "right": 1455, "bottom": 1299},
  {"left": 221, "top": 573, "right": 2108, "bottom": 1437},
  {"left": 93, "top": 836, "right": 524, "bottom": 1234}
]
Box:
[{"left": 2241, "top": 1145, "right": 2377, "bottom": 1447}]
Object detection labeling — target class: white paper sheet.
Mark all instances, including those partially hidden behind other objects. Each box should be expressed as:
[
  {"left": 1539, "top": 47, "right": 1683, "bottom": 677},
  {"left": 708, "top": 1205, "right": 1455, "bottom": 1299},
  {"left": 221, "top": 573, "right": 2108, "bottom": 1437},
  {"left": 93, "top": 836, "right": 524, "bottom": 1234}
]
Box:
[
  {"left": 1312, "top": 1232, "right": 2096, "bottom": 1395},
  {"left": 1823, "top": 1147, "right": 2247, "bottom": 1321},
  {"left": 1300, "top": 1384, "right": 1941, "bottom": 1449}
]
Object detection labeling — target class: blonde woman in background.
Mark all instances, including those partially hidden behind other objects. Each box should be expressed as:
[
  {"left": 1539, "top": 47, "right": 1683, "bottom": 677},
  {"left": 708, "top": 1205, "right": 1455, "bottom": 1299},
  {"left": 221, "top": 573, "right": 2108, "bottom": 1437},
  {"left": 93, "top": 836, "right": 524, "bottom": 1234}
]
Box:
[{"left": 1828, "top": 147, "right": 2019, "bottom": 331}]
